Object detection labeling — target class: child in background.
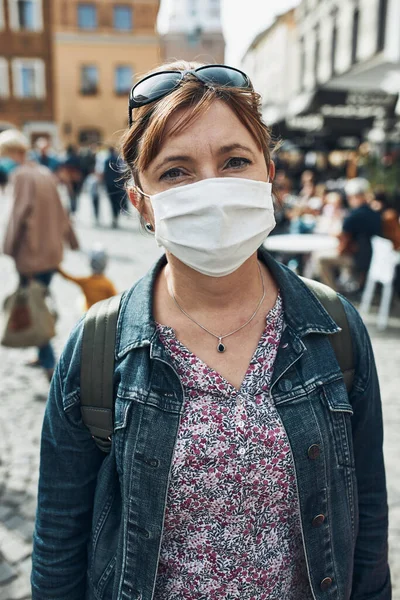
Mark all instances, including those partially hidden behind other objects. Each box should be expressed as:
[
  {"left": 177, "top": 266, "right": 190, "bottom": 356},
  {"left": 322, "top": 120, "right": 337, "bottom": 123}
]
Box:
[{"left": 57, "top": 247, "right": 117, "bottom": 310}]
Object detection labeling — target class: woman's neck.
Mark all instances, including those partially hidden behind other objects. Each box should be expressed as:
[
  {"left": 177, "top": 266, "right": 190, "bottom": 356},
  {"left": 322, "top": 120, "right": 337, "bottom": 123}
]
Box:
[{"left": 163, "top": 252, "right": 266, "bottom": 312}]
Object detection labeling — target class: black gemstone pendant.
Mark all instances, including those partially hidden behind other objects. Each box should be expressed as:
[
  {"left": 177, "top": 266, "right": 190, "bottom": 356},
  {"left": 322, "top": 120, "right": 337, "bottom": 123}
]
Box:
[{"left": 217, "top": 340, "right": 226, "bottom": 353}]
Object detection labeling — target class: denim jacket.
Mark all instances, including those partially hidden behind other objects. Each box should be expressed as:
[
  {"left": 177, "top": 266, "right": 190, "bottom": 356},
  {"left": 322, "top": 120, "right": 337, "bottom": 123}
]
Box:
[{"left": 32, "top": 249, "right": 391, "bottom": 600}]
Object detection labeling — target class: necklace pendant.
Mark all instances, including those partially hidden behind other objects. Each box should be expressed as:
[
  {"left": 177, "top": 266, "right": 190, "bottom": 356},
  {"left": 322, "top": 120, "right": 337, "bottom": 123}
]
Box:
[{"left": 217, "top": 338, "right": 226, "bottom": 353}]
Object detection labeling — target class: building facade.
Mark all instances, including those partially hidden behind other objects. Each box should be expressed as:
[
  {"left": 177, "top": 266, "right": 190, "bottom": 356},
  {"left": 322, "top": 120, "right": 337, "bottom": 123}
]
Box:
[
  {"left": 0, "top": 0, "right": 57, "bottom": 143},
  {"left": 53, "top": 0, "right": 161, "bottom": 147},
  {"left": 289, "top": 0, "right": 399, "bottom": 149},
  {"left": 242, "top": 0, "right": 399, "bottom": 151},
  {"left": 161, "top": 0, "right": 225, "bottom": 65},
  {"left": 241, "top": 10, "right": 297, "bottom": 127}
]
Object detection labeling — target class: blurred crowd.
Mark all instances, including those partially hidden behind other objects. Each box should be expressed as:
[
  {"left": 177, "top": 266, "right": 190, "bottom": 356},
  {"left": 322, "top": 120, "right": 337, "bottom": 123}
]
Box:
[
  {"left": 1, "top": 130, "right": 400, "bottom": 340},
  {"left": 272, "top": 163, "right": 400, "bottom": 298},
  {"left": 0, "top": 135, "right": 128, "bottom": 229},
  {"left": 0, "top": 129, "right": 119, "bottom": 381}
]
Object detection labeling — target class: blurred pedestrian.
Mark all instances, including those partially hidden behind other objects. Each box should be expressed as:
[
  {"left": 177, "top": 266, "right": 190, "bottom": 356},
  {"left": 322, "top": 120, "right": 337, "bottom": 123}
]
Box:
[
  {"left": 63, "top": 144, "right": 84, "bottom": 215},
  {"left": 32, "top": 137, "right": 59, "bottom": 173},
  {"left": 372, "top": 189, "right": 400, "bottom": 250},
  {"left": 315, "top": 191, "right": 346, "bottom": 236},
  {"left": 57, "top": 246, "right": 117, "bottom": 310},
  {"left": 103, "top": 146, "right": 127, "bottom": 228},
  {"left": 85, "top": 171, "right": 101, "bottom": 225},
  {"left": 1, "top": 129, "right": 79, "bottom": 381},
  {"left": 319, "top": 177, "right": 381, "bottom": 291},
  {"left": 32, "top": 61, "right": 390, "bottom": 600}
]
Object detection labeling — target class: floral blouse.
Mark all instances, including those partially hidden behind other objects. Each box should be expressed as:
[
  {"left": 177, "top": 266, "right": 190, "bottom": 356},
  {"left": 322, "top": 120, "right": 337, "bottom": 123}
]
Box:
[{"left": 153, "top": 295, "right": 312, "bottom": 599}]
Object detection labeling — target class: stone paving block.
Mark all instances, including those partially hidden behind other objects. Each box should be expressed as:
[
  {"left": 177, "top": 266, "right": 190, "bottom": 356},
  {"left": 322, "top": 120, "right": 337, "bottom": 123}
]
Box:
[
  {"left": 0, "top": 572, "right": 31, "bottom": 600},
  {"left": 0, "top": 562, "right": 17, "bottom": 586},
  {"left": 3, "top": 519, "right": 34, "bottom": 545},
  {"left": 18, "top": 557, "right": 31, "bottom": 579},
  {"left": 0, "top": 508, "right": 13, "bottom": 523},
  {"left": 18, "top": 502, "right": 36, "bottom": 522},
  {"left": 0, "top": 527, "right": 31, "bottom": 565}
]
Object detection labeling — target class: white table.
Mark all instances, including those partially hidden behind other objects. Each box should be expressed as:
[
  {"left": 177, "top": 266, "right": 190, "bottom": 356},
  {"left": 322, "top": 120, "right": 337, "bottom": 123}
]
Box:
[
  {"left": 264, "top": 234, "right": 339, "bottom": 278},
  {"left": 264, "top": 234, "right": 339, "bottom": 255}
]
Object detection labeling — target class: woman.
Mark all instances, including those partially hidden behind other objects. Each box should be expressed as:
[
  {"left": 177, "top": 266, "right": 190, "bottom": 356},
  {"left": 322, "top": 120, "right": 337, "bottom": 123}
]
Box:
[
  {"left": 32, "top": 62, "right": 390, "bottom": 599},
  {"left": 1, "top": 129, "right": 79, "bottom": 381}
]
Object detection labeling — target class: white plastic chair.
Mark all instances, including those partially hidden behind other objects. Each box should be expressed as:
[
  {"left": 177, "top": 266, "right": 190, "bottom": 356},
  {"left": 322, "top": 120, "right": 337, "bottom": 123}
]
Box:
[{"left": 359, "top": 236, "right": 400, "bottom": 330}]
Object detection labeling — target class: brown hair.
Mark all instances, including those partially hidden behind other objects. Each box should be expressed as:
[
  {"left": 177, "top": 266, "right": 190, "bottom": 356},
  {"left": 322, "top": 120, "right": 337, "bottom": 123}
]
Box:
[{"left": 120, "top": 61, "right": 274, "bottom": 187}]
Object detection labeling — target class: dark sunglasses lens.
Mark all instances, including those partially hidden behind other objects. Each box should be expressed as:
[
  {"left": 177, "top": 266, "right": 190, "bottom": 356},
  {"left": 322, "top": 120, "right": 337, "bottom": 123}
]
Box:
[
  {"left": 132, "top": 72, "right": 181, "bottom": 104},
  {"left": 197, "top": 67, "right": 249, "bottom": 88}
]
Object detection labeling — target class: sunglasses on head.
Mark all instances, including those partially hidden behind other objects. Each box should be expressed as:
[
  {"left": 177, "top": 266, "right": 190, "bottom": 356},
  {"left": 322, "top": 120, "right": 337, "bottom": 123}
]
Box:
[{"left": 128, "top": 64, "right": 251, "bottom": 127}]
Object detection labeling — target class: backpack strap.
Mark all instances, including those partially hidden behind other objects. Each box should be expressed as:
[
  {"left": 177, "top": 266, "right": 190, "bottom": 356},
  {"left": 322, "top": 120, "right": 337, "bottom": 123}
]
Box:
[
  {"left": 80, "top": 294, "right": 122, "bottom": 453},
  {"left": 301, "top": 277, "right": 354, "bottom": 394}
]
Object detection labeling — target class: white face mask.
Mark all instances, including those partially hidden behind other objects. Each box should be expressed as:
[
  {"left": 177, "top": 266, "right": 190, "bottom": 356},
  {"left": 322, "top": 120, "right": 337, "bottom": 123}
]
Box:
[{"left": 148, "top": 177, "right": 276, "bottom": 277}]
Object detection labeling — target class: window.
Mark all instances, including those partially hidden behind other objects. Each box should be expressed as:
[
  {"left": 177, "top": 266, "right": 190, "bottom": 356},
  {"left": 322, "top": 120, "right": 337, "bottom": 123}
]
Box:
[
  {"left": 314, "top": 25, "right": 320, "bottom": 83},
  {"left": 0, "top": 1, "right": 5, "bottom": 29},
  {"left": 77, "top": 3, "right": 97, "bottom": 29},
  {"left": 299, "top": 36, "right": 305, "bottom": 90},
  {"left": 377, "top": 0, "right": 388, "bottom": 51},
  {"left": 331, "top": 21, "right": 337, "bottom": 75},
  {"left": 115, "top": 66, "right": 132, "bottom": 94},
  {"left": 81, "top": 65, "right": 99, "bottom": 94},
  {"left": 0, "top": 59, "right": 9, "bottom": 97},
  {"left": 113, "top": 6, "right": 132, "bottom": 31},
  {"left": 79, "top": 128, "right": 102, "bottom": 144},
  {"left": 209, "top": 0, "right": 220, "bottom": 19},
  {"left": 12, "top": 58, "right": 45, "bottom": 98},
  {"left": 351, "top": 9, "right": 359, "bottom": 64},
  {"left": 8, "top": 0, "right": 42, "bottom": 31},
  {"left": 190, "top": 0, "right": 197, "bottom": 16}
]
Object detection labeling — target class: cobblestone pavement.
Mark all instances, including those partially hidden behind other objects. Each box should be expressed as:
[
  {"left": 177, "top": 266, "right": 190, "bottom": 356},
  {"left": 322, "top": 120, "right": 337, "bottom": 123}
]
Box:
[{"left": 0, "top": 189, "right": 399, "bottom": 599}]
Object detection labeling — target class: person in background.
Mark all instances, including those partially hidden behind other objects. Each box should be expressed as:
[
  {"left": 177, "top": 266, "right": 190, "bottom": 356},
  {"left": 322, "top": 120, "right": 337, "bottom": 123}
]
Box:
[
  {"left": 1, "top": 129, "right": 79, "bottom": 381},
  {"left": 85, "top": 169, "right": 102, "bottom": 225},
  {"left": 315, "top": 191, "right": 346, "bottom": 237},
  {"left": 32, "top": 137, "right": 59, "bottom": 173},
  {"left": 57, "top": 246, "right": 117, "bottom": 310},
  {"left": 103, "top": 146, "right": 128, "bottom": 229},
  {"left": 372, "top": 189, "right": 400, "bottom": 250},
  {"left": 319, "top": 177, "right": 381, "bottom": 292},
  {"left": 63, "top": 145, "right": 84, "bottom": 215}
]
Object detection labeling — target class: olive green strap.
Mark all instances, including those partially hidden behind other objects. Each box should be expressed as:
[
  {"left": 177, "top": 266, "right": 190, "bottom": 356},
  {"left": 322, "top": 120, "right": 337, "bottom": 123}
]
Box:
[
  {"left": 301, "top": 277, "right": 354, "bottom": 394},
  {"left": 80, "top": 294, "right": 122, "bottom": 452}
]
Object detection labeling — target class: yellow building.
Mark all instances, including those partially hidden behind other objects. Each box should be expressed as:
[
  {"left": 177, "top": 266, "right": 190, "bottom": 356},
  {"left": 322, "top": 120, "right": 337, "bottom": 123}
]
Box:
[{"left": 53, "top": 0, "right": 161, "bottom": 147}]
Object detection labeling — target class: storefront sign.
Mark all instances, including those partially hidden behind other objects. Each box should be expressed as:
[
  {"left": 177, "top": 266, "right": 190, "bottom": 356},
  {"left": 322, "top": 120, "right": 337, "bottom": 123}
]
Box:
[{"left": 285, "top": 114, "right": 324, "bottom": 131}]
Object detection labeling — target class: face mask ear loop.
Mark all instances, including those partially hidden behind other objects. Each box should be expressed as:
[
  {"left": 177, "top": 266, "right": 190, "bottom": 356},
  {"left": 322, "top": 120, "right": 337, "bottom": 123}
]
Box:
[
  {"left": 133, "top": 184, "right": 151, "bottom": 200},
  {"left": 132, "top": 185, "right": 155, "bottom": 234}
]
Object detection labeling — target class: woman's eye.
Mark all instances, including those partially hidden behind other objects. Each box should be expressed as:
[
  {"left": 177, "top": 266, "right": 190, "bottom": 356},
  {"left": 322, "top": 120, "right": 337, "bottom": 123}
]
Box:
[
  {"left": 160, "top": 168, "right": 185, "bottom": 181},
  {"left": 225, "top": 157, "right": 252, "bottom": 169}
]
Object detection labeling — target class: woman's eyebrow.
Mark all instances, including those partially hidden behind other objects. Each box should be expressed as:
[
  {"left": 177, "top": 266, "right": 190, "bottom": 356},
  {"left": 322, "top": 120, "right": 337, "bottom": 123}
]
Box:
[
  {"left": 153, "top": 154, "right": 193, "bottom": 171},
  {"left": 217, "top": 144, "right": 256, "bottom": 157}
]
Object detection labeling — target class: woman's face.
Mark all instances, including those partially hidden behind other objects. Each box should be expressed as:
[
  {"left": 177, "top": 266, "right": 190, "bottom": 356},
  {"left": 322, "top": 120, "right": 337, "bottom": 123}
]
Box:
[{"left": 131, "top": 100, "right": 274, "bottom": 223}]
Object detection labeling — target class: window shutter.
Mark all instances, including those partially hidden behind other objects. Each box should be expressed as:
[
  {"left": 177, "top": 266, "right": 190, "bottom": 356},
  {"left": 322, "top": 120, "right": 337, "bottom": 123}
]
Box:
[
  {"left": 12, "top": 59, "right": 22, "bottom": 97},
  {"left": 0, "top": 59, "right": 9, "bottom": 97},
  {"left": 35, "top": 60, "right": 46, "bottom": 98}
]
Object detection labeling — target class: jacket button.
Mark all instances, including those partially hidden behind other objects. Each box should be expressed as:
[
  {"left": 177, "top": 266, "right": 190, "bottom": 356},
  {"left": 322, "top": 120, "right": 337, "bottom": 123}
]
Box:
[
  {"left": 320, "top": 577, "right": 333, "bottom": 591},
  {"left": 312, "top": 514, "right": 325, "bottom": 527},
  {"left": 279, "top": 379, "right": 293, "bottom": 392},
  {"left": 308, "top": 444, "right": 321, "bottom": 459}
]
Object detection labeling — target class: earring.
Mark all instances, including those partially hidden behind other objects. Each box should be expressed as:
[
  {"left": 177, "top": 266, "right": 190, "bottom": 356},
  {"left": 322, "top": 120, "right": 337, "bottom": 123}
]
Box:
[{"left": 145, "top": 222, "right": 154, "bottom": 233}]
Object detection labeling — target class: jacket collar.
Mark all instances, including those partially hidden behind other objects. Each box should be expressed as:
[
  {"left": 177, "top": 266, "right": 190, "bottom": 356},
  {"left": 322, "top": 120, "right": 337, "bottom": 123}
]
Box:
[{"left": 116, "top": 246, "right": 340, "bottom": 360}]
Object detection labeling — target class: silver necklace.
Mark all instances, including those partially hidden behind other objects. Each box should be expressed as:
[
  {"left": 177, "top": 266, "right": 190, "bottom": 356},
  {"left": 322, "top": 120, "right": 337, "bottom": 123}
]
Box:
[{"left": 169, "top": 263, "right": 265, "bottom": 353}]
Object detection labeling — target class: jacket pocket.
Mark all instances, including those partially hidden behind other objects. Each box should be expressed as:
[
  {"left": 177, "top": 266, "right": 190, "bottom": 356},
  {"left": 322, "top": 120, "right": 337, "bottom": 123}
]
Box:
[{"left": 320, "top": 378, "right": 355, "bottom": 469}]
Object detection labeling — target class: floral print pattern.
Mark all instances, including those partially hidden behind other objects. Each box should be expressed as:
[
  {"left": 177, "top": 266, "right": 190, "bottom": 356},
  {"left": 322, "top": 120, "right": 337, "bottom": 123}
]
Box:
[{"left": 153, "top": 295, "right": 311, "bottom": 599}]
